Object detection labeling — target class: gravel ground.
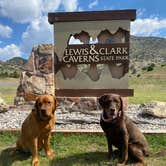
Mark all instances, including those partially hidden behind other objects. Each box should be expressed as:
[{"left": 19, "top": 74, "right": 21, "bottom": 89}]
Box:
[{"left": 0, "top": 104, "right": 166, "bottom": 133}]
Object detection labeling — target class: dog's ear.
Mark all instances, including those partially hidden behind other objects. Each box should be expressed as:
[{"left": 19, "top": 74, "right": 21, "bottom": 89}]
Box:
[
  {"left": 98, "top": 95, "right": 109, "bottom": 108},
  {"left": 51, "top": 95, "right": 56, "bottom": 113},
  {"left": 119, "top": 96, "right": 123, "bottom": 112},
  {"left": 118, "top": 96, "right": 124, "bottom": 117},
  {"left": 32, "top": 97, "right": 39, "bottom": 112}
]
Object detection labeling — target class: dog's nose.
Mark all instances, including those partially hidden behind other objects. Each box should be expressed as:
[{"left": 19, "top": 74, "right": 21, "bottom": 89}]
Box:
[
  {"left": 41, "top": 109, "right": 46, "bottom": 114},
  {"left": 110, "top": 109, "right": 115, "bottom": 112}
]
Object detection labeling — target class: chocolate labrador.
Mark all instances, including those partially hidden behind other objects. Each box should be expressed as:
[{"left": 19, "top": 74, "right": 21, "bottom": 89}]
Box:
[{"left": 99, "top": 94, "right": 149, "bottom": 166}]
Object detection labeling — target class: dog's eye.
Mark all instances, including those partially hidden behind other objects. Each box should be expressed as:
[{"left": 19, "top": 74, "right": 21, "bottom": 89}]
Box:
[
  {"left": 48, "top": 101, "right": 51, "bottom": 105},
  {"left": 38, "top": 102, "right": 42, "bottom": 106},
  {"left": 104, "top": 100, "right": 111, "bottom": 106},
  {"left": 113, "top": 99, "right": 119, "bottom": 103}
]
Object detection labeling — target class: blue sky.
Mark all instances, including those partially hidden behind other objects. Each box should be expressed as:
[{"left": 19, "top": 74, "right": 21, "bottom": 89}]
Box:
[{"left": 0, "top": 0, "right": 166, "bottom": 61}]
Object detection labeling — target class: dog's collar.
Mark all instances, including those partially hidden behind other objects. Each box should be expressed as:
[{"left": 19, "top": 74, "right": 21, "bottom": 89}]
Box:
[{"left": 101, "top": 111, "right": 122, "bottom": 123}]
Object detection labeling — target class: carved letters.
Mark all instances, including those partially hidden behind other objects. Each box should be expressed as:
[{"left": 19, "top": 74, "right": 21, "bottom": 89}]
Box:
[{"left": 60, "top": 28, "right": 129, "bottom": 80}]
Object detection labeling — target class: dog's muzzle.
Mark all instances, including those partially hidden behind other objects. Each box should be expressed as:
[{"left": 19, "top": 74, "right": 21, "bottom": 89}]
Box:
[{"left": 101, "top": 113, "right": 116, "bottom": 122}]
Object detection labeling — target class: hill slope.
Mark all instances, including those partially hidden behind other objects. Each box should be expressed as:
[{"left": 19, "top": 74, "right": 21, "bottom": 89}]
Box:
[
  {"left": 5, "top": 57, "right": 27, "bottom": 67},
  {"left": 0, "top": 57, "right": 27, "bottom": 78},
  {"left": 130, "top": 36, "right": 166, "bottom": 62}
]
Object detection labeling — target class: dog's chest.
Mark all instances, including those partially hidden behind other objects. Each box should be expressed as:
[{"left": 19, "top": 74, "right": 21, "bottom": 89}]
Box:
[
  {"left": 39, "top": 119, "right": 54, "bottom": 132},
  {"left": 44, "top": 123, "right": 52, "bottom": 131},
  {"left": 108, "top": 127, "right": 124, "bottom": 145},
  {"left": 101, "top": 121, "right": 124, "bottom": 147}
]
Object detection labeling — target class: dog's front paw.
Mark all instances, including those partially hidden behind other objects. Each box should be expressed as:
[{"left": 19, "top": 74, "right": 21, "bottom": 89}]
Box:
[
  {"left": 32, "top": 157, "right": 39, "bottom": 166},
  {"left": 131, "top": 162, "right": 147, "bottom": 166},
  {"left": 46, "top": 149, "right": 54, "bottom": 159},
  {"left": 116, "top": 163, "right": 125, "bottom": 166}
]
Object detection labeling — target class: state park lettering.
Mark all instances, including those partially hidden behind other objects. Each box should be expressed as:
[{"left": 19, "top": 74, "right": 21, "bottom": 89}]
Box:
[{"left": 62, "top": 44, "right": 129, "bottom": 64}]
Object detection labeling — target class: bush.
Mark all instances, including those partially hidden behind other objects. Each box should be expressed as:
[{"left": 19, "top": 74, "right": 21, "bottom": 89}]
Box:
[
  {"left": 137, "top": 74, "right": 141, "bottom": 77},
  {"left": 0, "top": 71, "right": 20, "bottom": 78},
  {"left": 9, "top": 71, "right": 20, "bottom": 78},
  {"left": 0, "top": 72, "right": 8, "bottom": 78},
  {"left": 147, "top": 63, "right": 155, "bottom": 72}
]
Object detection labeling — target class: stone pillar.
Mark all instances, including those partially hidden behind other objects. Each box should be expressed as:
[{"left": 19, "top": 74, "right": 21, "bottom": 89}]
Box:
[{"left": 14, "top": 44, "right": 54, "bottom": 105}]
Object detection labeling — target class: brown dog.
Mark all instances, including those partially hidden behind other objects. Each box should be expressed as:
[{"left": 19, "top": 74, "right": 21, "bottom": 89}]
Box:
[
  {"left": 99, "top": 94, "right": 149, "bottom": 166},
  {"left": 16, "top": 94, "right": 56, "bottom": 166}
]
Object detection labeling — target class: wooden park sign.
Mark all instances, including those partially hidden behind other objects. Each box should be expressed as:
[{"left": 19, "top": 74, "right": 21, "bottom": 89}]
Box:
[{"left": 48, "top": 10, "right": 136, "bottom": 97}]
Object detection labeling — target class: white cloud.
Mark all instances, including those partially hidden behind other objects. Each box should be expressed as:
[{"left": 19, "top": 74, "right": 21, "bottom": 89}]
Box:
[
  {"left": 68, "top": 36, "right": 83, "bottom": 45},
  {"left": 62, "top": 0, "right": 78, "bottom": 12},
  {"left": 131, "top": 17, "right": 166, "bottom": 36},
  {"left": 42, "top": 0, "right": 79, "bottom": 13},
  {"left": 89, "top": 37, "right": 98, "bottom": 44},
  {"left": 0, "top": 0, "right": 80, "bottom": 23},
  {"left": 0, "top": 0, "right": 81, "bottom": 56},
  {"left": 0, "top": 44, "right": 22, "bottom": 61},
  {"left": 21, "top": 16, "right": 53, "bottom": 53},
  {"left": 78, "top": 6, "right": 84, "bottom": 12},
  {"left": 88, "top": 0, "right": 98, "bottom": 9},
  {"left": 41, "top": 0, "right": 61, "bottom": 13},
  {"left": 0, "top": 24, "right": 12, "bottom": 38},
  {"left": 0, "top": 0, "right": 41, "bottom": 23}
]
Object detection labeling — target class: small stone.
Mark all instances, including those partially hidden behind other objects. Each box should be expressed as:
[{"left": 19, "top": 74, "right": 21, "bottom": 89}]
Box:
[{"left": 0, "top": 103, "right": 166, "bottom": 132}]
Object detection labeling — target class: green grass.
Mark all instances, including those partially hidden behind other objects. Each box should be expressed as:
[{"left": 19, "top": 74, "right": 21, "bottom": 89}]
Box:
[
  {"left": 0, "top": 132, "right": 166, "bottom": 166},
  {"left": 0, "top": 78, "right": 19, "bottom": 104},
  {"left": 129, "top": 65, "right": 166, "bottom": 104}
]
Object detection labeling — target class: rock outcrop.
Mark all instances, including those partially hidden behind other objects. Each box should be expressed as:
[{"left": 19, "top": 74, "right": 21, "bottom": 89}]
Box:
[
  {"left": 14, "top": 44, "right": 54, "bottom": 105},
  {"left": 142, "top": 101, "right": 166, "bottom": 118}
]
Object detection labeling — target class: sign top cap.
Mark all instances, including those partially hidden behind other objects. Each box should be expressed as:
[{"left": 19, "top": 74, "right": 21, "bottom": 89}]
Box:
[{"left": 48, "top": 9, "right": 136, "bottom": 24}]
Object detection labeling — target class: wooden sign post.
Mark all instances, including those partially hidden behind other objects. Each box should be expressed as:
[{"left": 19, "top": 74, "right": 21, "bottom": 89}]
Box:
[{"left": 48, "top": 10, "right": 136, "bottom": 97}]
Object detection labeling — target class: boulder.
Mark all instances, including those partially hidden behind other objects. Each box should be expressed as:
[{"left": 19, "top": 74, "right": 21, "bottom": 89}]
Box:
[
  {"left": 142, "top": 101, "right": 166, "bottom": 118},
  {"left": 38, "top": 44, "right": 52, "bottom": 55},
  {"left": 23, "top": 50, "right": 35, "bottom": 72},
  {"left": 34, "top": 44, "right": 53, "bottom": 74},
  {"left": 15, "top": 44, "right": 54, "bottom": 105},
  {"left": 20, "top": 73, "right": 46, "bottom": 95},
  {"left": 14, "top": 96, "right": 25, "bottom": 105},
  {"left": 0, "top": 97, "right": 8, "bottom": 113}
]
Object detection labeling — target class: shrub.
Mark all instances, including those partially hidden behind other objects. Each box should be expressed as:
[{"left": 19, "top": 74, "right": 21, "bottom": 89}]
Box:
[
  {"left": 137, "top": 74, "right": 141, "bottom": 77},
  {"left": 147, "top": 63, "right": 155, "bottom": 72},
  {"left": 0, "top": 72, "right": 9, "bottom": 78},
  {"left": 9, "top": 71, "right": 20, "bottom": 78}
]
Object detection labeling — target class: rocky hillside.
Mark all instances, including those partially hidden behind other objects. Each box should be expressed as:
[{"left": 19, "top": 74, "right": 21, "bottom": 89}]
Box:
[
  {"left": 5, "top": 57, "right": 27, "bottom": 67},
  {"left": 0, "top": 57, "right": 27, "bottom": 78},
  {"left": 129, "top": 36, "right": 166, "bottom": 75},
  {"left": 130, "top": 36, "right": 166, "bottom": 62}
]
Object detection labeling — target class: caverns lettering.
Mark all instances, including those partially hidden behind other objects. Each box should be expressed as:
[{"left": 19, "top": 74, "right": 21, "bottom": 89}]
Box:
[{"left": 62, "top": 44, "right": 129, "bottom": 64}]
